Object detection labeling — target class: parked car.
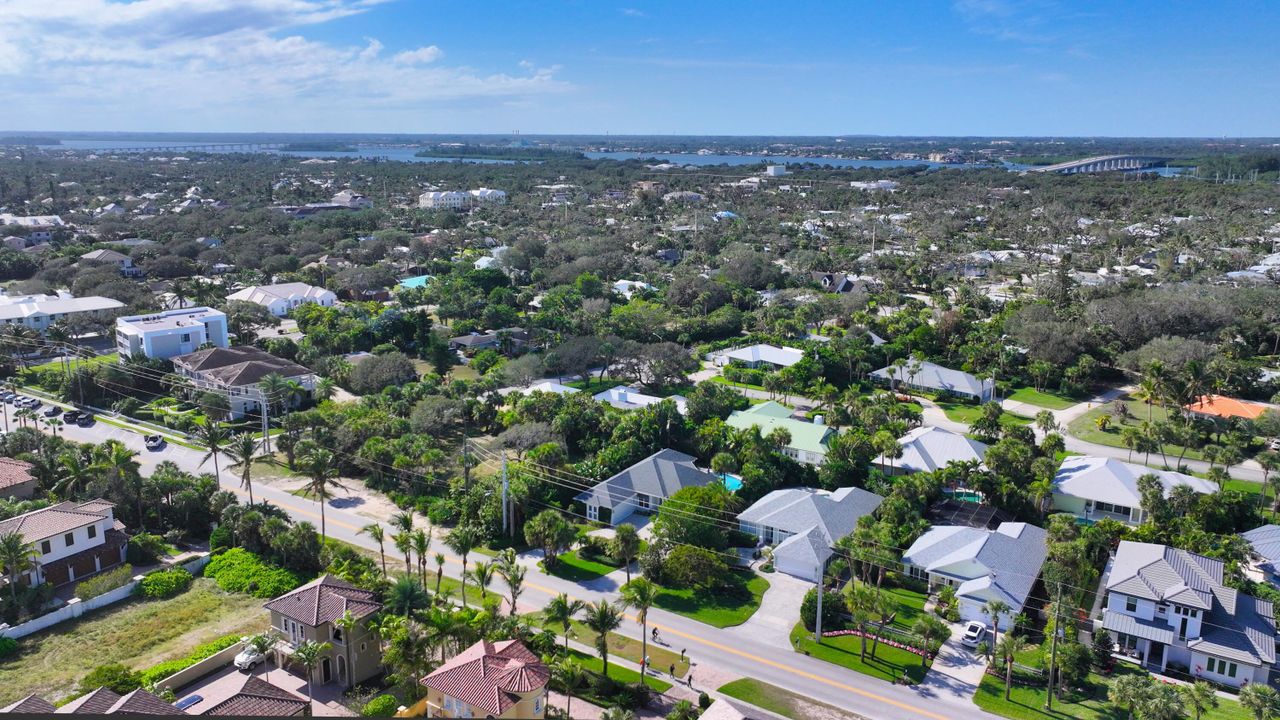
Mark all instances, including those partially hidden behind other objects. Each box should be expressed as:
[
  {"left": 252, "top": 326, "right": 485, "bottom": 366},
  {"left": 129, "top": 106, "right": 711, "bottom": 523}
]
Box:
[
  {"left": 960, "top": 621, "right": 987, "bottom": 648},
  {"left": 76, "top": 413, "right": 95, "bottom": 426},
  {"left": 145, "top": 435, "right": 165, "bottom": 450},
  {"left": 21, "top": 398, "right": 41, "bottom": 409},
  {"left": 43, "top": 405, "right": 60, "bottom": 417},
  {"left": 173, "top": 695, "right": 203, "bottom": 712},
  {"left": 62, "top": 410, "right": 81, "bottom": 423},
  {"left": 233, "top": 647, "right": 265, "bottom": 671}
]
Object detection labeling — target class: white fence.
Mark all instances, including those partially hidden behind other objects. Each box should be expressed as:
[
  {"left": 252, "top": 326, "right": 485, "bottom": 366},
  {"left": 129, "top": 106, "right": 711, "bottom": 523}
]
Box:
[{"left": 0, "top": 554, "right": 210, "bottom": 640}]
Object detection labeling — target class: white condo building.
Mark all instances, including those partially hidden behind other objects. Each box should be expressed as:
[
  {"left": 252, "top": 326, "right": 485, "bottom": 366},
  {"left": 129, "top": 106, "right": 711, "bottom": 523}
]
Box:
[
  {"left": 115, "top": 307, "right": 229, "bottom": 360},
  {"left": 0, "top": 292, "right": 124, "bottom": 334}
]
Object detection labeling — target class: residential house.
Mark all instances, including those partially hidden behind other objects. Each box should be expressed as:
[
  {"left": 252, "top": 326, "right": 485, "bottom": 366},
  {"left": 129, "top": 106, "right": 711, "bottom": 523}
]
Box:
[
  {"left": 0, "top": 291, "right": 123, "bottom": 335},
  {"left": 901, "top": 522, "right": 1048, "bottom": 626},
  {"left": 714, "top": 344, "right": 806, "bottom": 370},
  {"left": 80, "top": 248, "right": 143, "bottom": 277},
  {"left": 449, "top": 328, "right": 529, "bottom": 356},
  {"left": 407, "top": 639, "right": 549, "bottom": 719},
  {"left": 870, "top": 360, "right": 994, "bottom": 401},
  {"left": 419, "top": 191, "right": 469, "bottom": 210},
  {"left": 1050, "top": 456, "right": 1217, "bottom": 525},
  {"left": 1102, "top": 541, "right": 1276, "bottom": 687},
  {"left": 521, "top": 381, "right": 580, "bottom": 396},
  {"left": 226, "top": 283, "right": 337, "bottom": 317},
  {"left": 0, "top": 499, "right": 127, "bottom": 588},
  {"left": 875, "top": 426, "right": 988, "bottom": 475},
  {"left": 726, "top": 402, "right": 835, "bottom": 466},
  {"left": 202, "top": 677, "right": 308, "bottom": 716},
  {"left": 1, "top": 687, "right": 184, "bottom": 714},
  {"left": 738, "top": 486, "right": 883, "bottom": 582},
  {"left": 576, "top": 449, "right": 718, "bottom": 524},
  {"left": 810, "top": 272, "right": 864, "bottom": 294},
  {"left": 1241, "top": 525, "right": 1280, "bottom": 586},
  {"left": 115, "top": 307, "right": 230, "bottom": 360},
  {"left": 593, "top": 385, "right": 688, "bottom": 415},
  {"left": 1185, "top": 394, "right": 1279, "bottom": 424},
  {"left": 0, "top": 457, "right": 36, "bottom": 500},
  {"left": 264, "top": 575, "right": 383, "bottom": 688},
  {"left": 172, "top": 346, "right": 315, "bottom": 419},
  {"left": 331, "top": 189, "right": 372, "bottom": 209},
  {"left": 612, "top": 279, "right": 656, "bottom": 299}
]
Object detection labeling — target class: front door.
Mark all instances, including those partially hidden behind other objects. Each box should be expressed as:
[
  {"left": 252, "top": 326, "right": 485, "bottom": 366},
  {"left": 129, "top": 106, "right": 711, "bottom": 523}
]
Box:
[
  {"left": 321, "top": 657, "right": 332, "bottom": 684},
  {"left": 1148, "top": 642, "right": 1165, "bottom": 669}
]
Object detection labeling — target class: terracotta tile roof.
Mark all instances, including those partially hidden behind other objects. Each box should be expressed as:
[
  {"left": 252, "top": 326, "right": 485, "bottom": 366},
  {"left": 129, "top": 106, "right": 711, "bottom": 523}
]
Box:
[
  {"left": 421, "top": 639, "right": 549, "bottom": 716},
  {"left": 1185, "top": 394, "right": 1278, "bottom": 421},
  {"left": 202, "top": 676, "right": 307, "bottom": 716},
  {"left": 104, "top": 688, "right": 184, "bottom": 715},
  {"left": 0, "top": 693, "right": 56, "bottom": 714},
  {"left": 0, "top": 457, "right": 33, "bottom": 491},
  {"left": 57, "top": 687, "right": 122, "bottom": 714},
  {"left": 263, "top": 574, "right": 381, "bottom": 627},
  {"left": 0, "top": 499, "right": 112, "bottom": 544},
  {"left": 173, "top": 346, "right": 311, "bottom": 387}
]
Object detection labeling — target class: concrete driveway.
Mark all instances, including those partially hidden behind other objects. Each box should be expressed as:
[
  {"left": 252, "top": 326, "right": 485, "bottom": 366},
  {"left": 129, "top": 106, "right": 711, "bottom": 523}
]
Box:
[
  {"left": 725, "top": 570, "right": 810, "bottom": 646},
  {"left": 916, "top": 623, "right": 988, "bottom": 703}
]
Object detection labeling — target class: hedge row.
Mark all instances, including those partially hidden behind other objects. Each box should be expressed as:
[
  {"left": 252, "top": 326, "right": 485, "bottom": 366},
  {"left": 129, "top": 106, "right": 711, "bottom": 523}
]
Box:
[
  {"left": 204, "top": 548, "right": 305, "bottom": 598},
  {"left": 139, "top": 633, "right": 243, "bottom": 686}
]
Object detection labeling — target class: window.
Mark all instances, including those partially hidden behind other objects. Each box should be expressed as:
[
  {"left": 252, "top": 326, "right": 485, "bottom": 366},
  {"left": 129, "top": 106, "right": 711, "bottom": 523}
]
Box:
[
  {"left": 87, "top": 525, "right": 97, "bottom": 539},
  {"left": 64, "top": 532, "right": 74, "bottom": 547},
  {"left": 181, "top": 333, "right": 191, "bottom": 343},
  {"left": 332, "top": 627, "right": 343, "bottom": 642},
  {"left": 40, "top": 540, "right": 51, "bottom": 554},
  {"left": 1206, "top": 658, "right": 1239, "bottom": 678},
  {"left": 1124, "top": 596, "right": 1137, "bottom": 613}
]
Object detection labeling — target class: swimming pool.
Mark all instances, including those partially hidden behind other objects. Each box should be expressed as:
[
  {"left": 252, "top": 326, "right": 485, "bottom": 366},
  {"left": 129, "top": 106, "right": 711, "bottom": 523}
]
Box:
[
  {"left": 721, "top": 473, "right": 743, "bottom": 492},
  {"left": 397, "top": 274, "right": 434, "bottom": 289}
]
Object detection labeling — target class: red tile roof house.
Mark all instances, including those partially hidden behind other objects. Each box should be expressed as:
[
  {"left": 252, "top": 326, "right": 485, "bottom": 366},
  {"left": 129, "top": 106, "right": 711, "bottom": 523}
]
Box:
[
  {"left": 264, "top": 575, "right": 384, "bottom": 689},
  {"left": 403, "top": 639, "right": 550, "bottom": 718},
  {"left": 202, "top": 676, "right": 309, "bottom": 716},
  {"left": 0, "top": 499, "right": 127, "bottom": 589},
  {"left": 0, "top": 687, "right": 183, "bottom": 714},
  {"left": 0, "top": 457, "right": 36, "bottom": 500}
]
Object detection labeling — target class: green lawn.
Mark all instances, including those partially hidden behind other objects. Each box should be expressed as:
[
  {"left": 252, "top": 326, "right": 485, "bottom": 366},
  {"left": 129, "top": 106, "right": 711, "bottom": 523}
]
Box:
[
  {"left": 0, "top": 579, "right": 267, "bottom": 706},
  {"left": 790, "top": 621, "right": 930, "bottom": 684},
  {"left": 718, "top": 678, "right": 862, "bottom": 720},
  {"left": 939, "top": 401, "right": 1033, "bottom": 427},
  {"left": 881, "top": 585, "right": 930, "bottom": 630},
  {"left": 1066, "top": 400, "right": 1214, "bottom": 463},
  {"left": 565, "top": 377, "right": 622, "bottom": 395},
  {"left": 652, "top": 572, "right": 769, "bottom": 628},
  {"left": 564, "top": 649, "right": 672, "bottom": 692},
  {"left": 711, "top": 375, "right": 767, "bottom": 392},
  {"left": 524, "top": 612, "right": 690, "bottom": 678},
  {"left": 974, "top": 663, "right": 1253, "bottom": 720},
  {"left": 541, "top": 550, "right": 618, "bottom": 582},
  {"left": 1007, "top": 387, "right": 1079, "bottom": 410},
  {"left": 23, "top": 352, "right": 118, "bottom": 376}
]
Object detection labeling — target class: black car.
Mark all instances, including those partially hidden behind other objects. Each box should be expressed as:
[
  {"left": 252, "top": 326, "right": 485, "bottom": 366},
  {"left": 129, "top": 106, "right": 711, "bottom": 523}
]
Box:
[
  {"left": 43, "top": 406, "right": 60, "bottom": 417},
  {"left": 76, "top": 413, "right": 95, "bottom": 426},
  {"left": 62, "top": 410, "right": 81, "bottom": 423}
]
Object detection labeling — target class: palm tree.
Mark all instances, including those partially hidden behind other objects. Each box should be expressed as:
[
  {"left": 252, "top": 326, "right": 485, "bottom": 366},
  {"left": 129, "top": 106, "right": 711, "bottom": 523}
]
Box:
[
  {"left": 1240, "top": 684, "right": 1280, "bottom": 720},
  {"left": 620, "top": 578, "right": 660, "bottom": 675},
  {"left": 314, "top": 377, "right": 337, "bottom": 402},
  {"left": 196, "top": 421, "right": 230, "bottom": 479},
  {"left": 983, "top": 599, "right": 1011, "bottom": 659},
  {"left": 497, "top": 550, "right": 525, "bottom": 616},
  {"left": 393, "top": 532, "right": 413, "bottom": 577},
  {"left": 544, "top": 593, "right": 586, "bottom": 651},
  {"left": 581, "top": 600, "right": 623, "bottom": 677},
  {"left": 360, "top": 524, "right": 387, "bottom": 577},
  {"left": 246, "top": 632, "right": 278, "bottom": 681},
  {"left": 222, "top": 432, "right": 264, "bottom": 505},
  {"left": 387, "top": 576, "right": 430, "bottom": 616},
  {"left": 391, "top": 511, "right": 415, "bottom": 535},
  {"left": 994, "top": 633, "right": 1029, "bottom": 700},
  {"left": 300, "top": 447, "right": 345, "bottom": 541},
  {"left": 444, "top": 526, "right": 478, "bottom": 606},
  {"left": 94, "top": 441, "right": 143, "bottom": 529},
  {"left": 600, "top": 708, "right": 636, "bottom": 720},
  {"left": 334, "top": 610, "right": 358, "bottom": 689},
  {"left": 291, "top": 640, "right": 332, "bottom": 714},
  {"left": 666, "top": 700, "right": 699, "bottom": 720},
  {"left": 0, "top": 531, "right": 35, "bottom": 603},
  {"left": 912, "top": 615, "right": 951, "bottom": 669},
  {"left": 54, "top": 451, "right": 96, "bottom": 499},
  {"left": 259, "top": 372, "right": 291, "bottom": 418},
  {"left": 1109, "top": 673, "right": 1152, "bottom": 720},
  {"left": 411, "top": 530, "right": 431, "bottom": 585},
  {"left": 469, "top": 561, "right": 495, "bottom": 601},
  {"left": 613, "top": 523, "right": 640, "bottom": 583},
  {"left": 1136, "top": 683, "right": 1184, "bottom": 720},
  {"left": 843, "top": 583, "right": 877, "bottom": 661},
  {"left": 433, "top": 553, "right": 446, "bottom": 596},
  {"left": 1179, "top": 680, "right": 1218, "bottom": 720},
  {"left": 554, "top": 658, "right": 587, "bottom": 720}
]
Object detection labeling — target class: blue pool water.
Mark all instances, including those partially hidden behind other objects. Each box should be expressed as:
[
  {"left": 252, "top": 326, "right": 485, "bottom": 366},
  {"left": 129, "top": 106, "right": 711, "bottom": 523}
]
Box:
[
  {"left": 398, "top": 275, "right": 433, "bottom": 289},
  {"left": 721, "top": 473, "right": 743, "bottom": 492}
]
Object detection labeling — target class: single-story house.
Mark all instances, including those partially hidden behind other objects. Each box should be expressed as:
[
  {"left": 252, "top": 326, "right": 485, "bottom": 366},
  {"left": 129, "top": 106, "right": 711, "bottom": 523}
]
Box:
[
  {"left": 738, "top": 486, "right": 883, "bottom": 582},
  {"left": 870, "top": 360, "right": 993, "bottom": 401},
  {"left": 875, "top": 426, "right": 988, "bottom": 474},
  {"left": 226, "top": 282, "right": 336, "bottom": 317},
  {"left": 593, "top": 385, "right": 688, "bottom": 415},
  {"left": 521, "top": 381, "right": 580, "bottom": 396},
  {"left": 902, "top": 521, "right": 1048, "bottom": 626},
  {"left": 1241, "top": 525, "right": 1280, "bottom": 586},
  {"left": 1185, "top": 394, "right": 1279, "bottom": 423},
  {"left": 726, "top": 401, "right": 835, "bottom": 466},
  {"left": 1050, "top": 456, "right": 1217, "bottom": 525},
  {"left": 575, "top": 449, "right": 718, "bottom": 524},
  {"left": 1102, "top": 541, "right": 1276, "bottom": 687},
  {"left": 714, "top": 344, "right": 805, "bottom": 370}
]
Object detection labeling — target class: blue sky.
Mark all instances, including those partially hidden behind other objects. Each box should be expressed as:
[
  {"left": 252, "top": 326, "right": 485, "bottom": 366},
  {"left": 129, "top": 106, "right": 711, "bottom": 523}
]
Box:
[{"left": 1, "top": 0, "right": 1276, "bottom": 136}]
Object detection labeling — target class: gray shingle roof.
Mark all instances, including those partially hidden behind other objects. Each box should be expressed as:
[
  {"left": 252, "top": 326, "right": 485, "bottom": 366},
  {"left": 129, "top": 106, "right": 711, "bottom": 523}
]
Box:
[
  {"left": 1103, "top": 611, "right": 1175, "bottom": 644},
  {"left": 1242, "top": 524, "right": 1280, "bottom": 574},
  {"left": 902, "top": 522, "right": 1048, "bottom": 612},
  {"left": 575, "top": 449, "right": 717, "bottom": 510},
  {"left": 880, "top": 426, "right": 987, "bottom": 473},
  {"left": 738, "top": 486, "right": 883, "bottom": 545},
  {"left": 870, "top": 361, "right": 992, "bottom": 398},
  {"left": 1052, "top": 456, "right": 1216, "bottom": 508},
  {"left": 1107, "top": 541, "right": 1220, "bottom": 610}
]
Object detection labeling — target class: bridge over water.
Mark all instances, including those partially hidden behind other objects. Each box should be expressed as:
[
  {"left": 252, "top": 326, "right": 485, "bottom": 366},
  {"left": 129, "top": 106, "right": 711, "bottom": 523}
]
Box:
[
  {"left": 1027, "top": 154, "right": 1170, "bottom": 174},
  {"left": 84, "top": 143, "right": 287, "bottom": 154}
]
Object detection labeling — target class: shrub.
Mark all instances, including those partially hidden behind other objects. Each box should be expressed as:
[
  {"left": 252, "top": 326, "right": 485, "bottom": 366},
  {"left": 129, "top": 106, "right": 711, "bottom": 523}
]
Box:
[
  {"left": 137, "top": 568, "right": 193, "bottom": 599},
  {"left": 208, "top": 526, "right": 232, "bottom": 552},
  {"left": 0, "top": 637, "right": 17, "bottom": 659},
  {"left": 139, "top": 633, "right": 243, "bottom": 686},
  {"left": 75, "top": 564, "right": 135, "bottom": 600},
  {"left": 662, "top": 545, "right": 728, "bottom": 590},
  {"left": 78, "top": 663, "right": 142, "bottom": 696},
  {"left": 360, "top": 695, "right": 400, "bottom": 717},
  {"left": 698, "top": 691, "right": 712, "bottom": 710},
  {"left": 204, "top": 548, "right": 305, "bottom": 598},
  {"left": 800, "top": 588, "right": 844, "bottom": 632},
  {"left": 126, "top": 533, "right": 169, "bottom": 565}
]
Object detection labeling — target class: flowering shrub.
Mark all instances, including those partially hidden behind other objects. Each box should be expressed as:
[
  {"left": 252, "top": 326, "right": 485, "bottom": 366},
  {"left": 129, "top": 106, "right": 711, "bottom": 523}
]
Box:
[{"left": 822, "top": 628, "right": 931, "bottom": 658}]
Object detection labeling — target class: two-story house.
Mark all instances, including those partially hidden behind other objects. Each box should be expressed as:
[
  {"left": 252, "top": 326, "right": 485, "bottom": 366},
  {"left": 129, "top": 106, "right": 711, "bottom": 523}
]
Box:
[
  {"left": 406, "top": 639, "right": 549, "bottom": 719},
  {"left": 264, "top": 575, "right": 383, "bottom": 689},
  {"left": 226, "top": 283, "right": 337, "bottom": 317},
  {"left": 1102, "top": 541, "right": 1277, "bottom": 687},
  {"left": 115, "top": 307, "right": 229, "bottom": 360},
  {"left": 171, "top": 346, "right": 315, "bottom": 419},
  {"left": 0, "top": 499, "right": 127, "bottom": 588},
  {"left": 80, "top": 248, "right": 143, "bottom": 278},
  {"left": 726, "top": 402, "right": 835, "bottom": 466},
  {"left": 576, "top": 449, "right": 719, "bottom": 525}
]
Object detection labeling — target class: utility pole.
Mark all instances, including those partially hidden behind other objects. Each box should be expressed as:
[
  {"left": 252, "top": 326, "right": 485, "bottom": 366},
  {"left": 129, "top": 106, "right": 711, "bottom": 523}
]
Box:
[
  {"left": 260, "top": 394, "right": 271, "bottom": 455},
  {"left": 1045, "top": 582, "right": 1064, "bottom": 711},
  {"left": 813, "top": 564, "right": 823, "bottom": 642},
  {"left": 462, "top": 437, "right": 471, "bottom": 491},
  {"left": 501, "top": 453, "right": 510, "bottom": 536}
]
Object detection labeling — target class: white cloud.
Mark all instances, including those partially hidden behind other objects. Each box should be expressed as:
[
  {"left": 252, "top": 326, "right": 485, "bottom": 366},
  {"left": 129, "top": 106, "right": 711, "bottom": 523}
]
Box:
[
  {"left": 0, "top": 0, "right": 569, "bottom": 129},
  {"left": 394, "top": 45, "right": 444, "bottom": 64}
]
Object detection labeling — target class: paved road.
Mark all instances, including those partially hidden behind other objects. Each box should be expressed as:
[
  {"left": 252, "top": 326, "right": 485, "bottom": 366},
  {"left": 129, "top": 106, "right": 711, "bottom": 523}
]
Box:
[{"left": 21, "top": 397, "right": 1002, "bottom": 720}]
